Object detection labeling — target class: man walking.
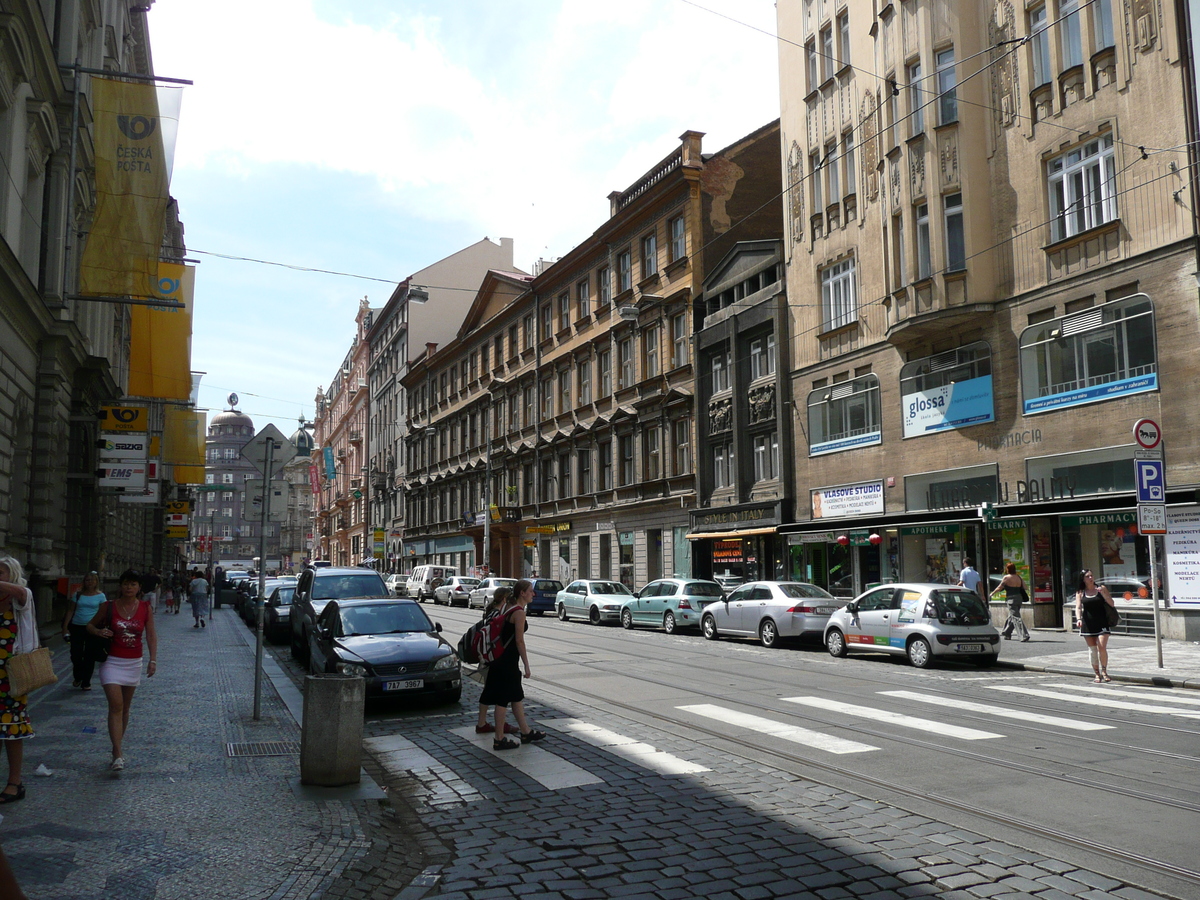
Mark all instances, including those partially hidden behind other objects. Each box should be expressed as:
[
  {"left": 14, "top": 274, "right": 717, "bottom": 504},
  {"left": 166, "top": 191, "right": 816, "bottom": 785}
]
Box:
[{"left": 957, "top": 557, "right": 984, "bottom": 601}]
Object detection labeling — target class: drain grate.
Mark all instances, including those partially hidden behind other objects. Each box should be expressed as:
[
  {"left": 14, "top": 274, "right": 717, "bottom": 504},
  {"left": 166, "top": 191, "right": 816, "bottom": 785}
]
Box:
[{"left": 226, "top": 740, "right": 301, "bottom": 758}]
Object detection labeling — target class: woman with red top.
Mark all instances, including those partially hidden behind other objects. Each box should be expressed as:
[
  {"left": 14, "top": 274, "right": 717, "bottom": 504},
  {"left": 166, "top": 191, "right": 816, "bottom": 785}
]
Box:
[{"left": 87, "top": 569, "right": 157, "bottom": 771}]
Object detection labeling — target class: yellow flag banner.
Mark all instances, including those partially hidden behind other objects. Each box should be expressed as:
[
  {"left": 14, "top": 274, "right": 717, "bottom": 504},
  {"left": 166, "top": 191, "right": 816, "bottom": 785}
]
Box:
[
  {"left": 128, "top": 263, "right": 193, "bottom": 399},
  {"left": 164, "top": 406, "right": 206, "bottom": 484},
  {"left": 78, "top": 77, "right": 170, "bottom": 298}
]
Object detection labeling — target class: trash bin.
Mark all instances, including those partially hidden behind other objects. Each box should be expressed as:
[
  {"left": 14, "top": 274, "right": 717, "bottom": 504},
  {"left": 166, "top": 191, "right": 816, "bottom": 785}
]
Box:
[{"left": 300, "top": 673, "right": 365, "bottom": 786}]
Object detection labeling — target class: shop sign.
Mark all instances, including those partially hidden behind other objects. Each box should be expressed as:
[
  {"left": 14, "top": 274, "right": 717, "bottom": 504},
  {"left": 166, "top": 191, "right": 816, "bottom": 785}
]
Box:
[
  {"left": 986, "top": 517, "right": 1028, "bottom": 530},
  {"left": 99, "top": 432, "right": 149, "bottom": 461},
  {"left": 788, "top": 532, "right": 836, "bottom": 544},
  {"left": 902, "top": 374, "right": 995, "bottom": 438},
  {"left": 900, "top": 525, "right": 961, "bottom": 536},
  {"left": 713, "top": 539, "right": 744, "bottom": 564},
  {"left": 811, "top": 481, "right": 883, "bottom": 519},
  {"left": 1024, "top": 372, "right": 1157, "bottom": 416},
  {"left": 165, "top": 525, "right": 187, "bottom": 539},
  {"left": 849, "top": 530, "right": 872, "bottom": 547},
  {"left": 1061, "top": 512, "right": 1138, "bottom": 526},
  {"left": 976, "top": 428, "right": 1043, "bottom": 453},
  {"left": 98, "top": 464, "right": 147, "bottom": 490},
  {"left": 618, "top": 531, "right": 634, "bottom": 546},
  {"left": 526, "top": 525, "right": 555, "bottom": 534},
  {"left": 695, "top": 505, "right": 777, "bottom": 528},
  {"left": 99, "top": 405, "right": 148, "bottom": 432},
  {"left": 1165, "top": 505, "right": 1200, "bottom": 606},
  {"left": 809, "top": 430, "right": 881, "bottom": 457},
  {"left": 595, "top": 521, "right": 615, "bottom": 532}
]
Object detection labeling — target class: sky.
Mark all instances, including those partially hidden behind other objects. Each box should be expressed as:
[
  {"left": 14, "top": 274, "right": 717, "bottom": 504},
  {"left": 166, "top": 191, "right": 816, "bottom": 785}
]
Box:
[{"left": 147, "top": 0, "right": 782, "bottom": 437}]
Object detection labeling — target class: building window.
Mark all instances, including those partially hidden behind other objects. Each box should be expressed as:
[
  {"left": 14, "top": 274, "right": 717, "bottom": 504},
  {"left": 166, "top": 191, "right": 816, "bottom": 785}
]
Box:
[
  {"left": 807, "top": 375, "right": 882, "bottom": 455},
  {"left": 599, "top": 441, "right": 613, "bottom": 490},
  {"left": 523, "top": 462, "right": 534, "bottom": 503},
  {"left": 899, "top": 342, "right": 994, "bottom": 438},
  {"left": 617, "top": 249, "right": 632, "bottom": 292},
  {"left": 224, "top": 447, "right": 236, "bottom": 459},
  {"left": 710, "top": 349, "right": 731, "bottom": 393},
  {"left": 671, "top": 313, "right": 688, "bottom": 368},
  {"left": 749, "top": 333, "right": 776, "bottom": 380},
  {"left": 908, "top": 61, "right": 924, "bottom": 135},
  {"left": 578, "top": 359, "right": 591, "bottom": 405},
  {"left": 820, "top": 257, "right": 857, "bottom": 331},
  {"left": 577, "top": 280, "right": 590, "bottom": 318},
  {"left": 541, "top": 304, "right": 553, "bottom": 342},
  {"left": 558, "top": 292, "right": 570, "bottom": 331},
  {"left": 645, "top": 426, "right": 661, "bottom": 480},
  {"left": 523, "top": 314, "right": 535, "bottom": 351},
  {"left": 810, "top": 151, "right": 822, "bottom": 210},
  {"left": 598, "top": 266, "right": 611, "bottom": 306},
  {"left": 599, "top": 349, "right": 612, "bottom": 396},
  {"left": 619, "top": 337, "right": 634, "bottom": 388},
  {"left": 1019, "top": 294, "right": 1156, "bottom": 415},
  {"left": 1093, "top": 0, "right": 1114, "bottom": 50},
  {"left": 1048, "top": 134, "right": 1116, "bottom": 242},
  {"left": 843, "top": 130, "right": 856, "bottom": 195},
  {"left": 752, "top": 432, "right": 779, "bottom": 481},
  {"left": 619, "top": 435, "right": 635, "bottom": 485},
  {"left": 222, "top": 473, "right": 234, "bottom": 484},
  {"left": 891, "top": 214, "right": 905, "bottom": 289},
  {"left": 712, "top": 442, "right": 735, "bottom": 489},
  {"left": 837, "top": 12, "right": 850, "bottom": 66},
  {"left": 644, "top": 325, "right": 660, "bottom": 378},
  {"left": 806, "top": 40, "right": 818, "bottom": 91},
  {"left": 541, "top": 376, "right": 553, "bottom": 418},
  {"left": 944, "top": 193, "right": 965, "bottom": 271},
  {"left": 222, "top": 507, "right": 233, "bottom": 518},
  {"left": 1030, "top": 6, "right": 1050, "bottom": 87},
  {"left": 523, "top": 385, "right": 534, "bottom": 426},
  {"left": 936, "top": 48, "right": 956, "bottom": 125},
  {"left": 1061, "top": 0, "right": 1082, "bottom": 69},
  {"left": 641, "top": 232, "right": 658, "bottom": 278},
  {"left": 577, "top": 448, "right": 592, "bottom": 494},
  {"left": 508, "top": 325, "right": 518, "bottom": 359},
  {"left": 469, "top": 351, "right": 478, "bottom": 381},
  {"left": 915, "top": 204, "right": 931, "bottom": 280},
  {"left": 540, "top": 458, "right": 554, "bottom": 502},
  {"left": 669, "top": 215, "right": 685, "bottom": 261},
  {"left": 558, "top": 370, "right": 571, "bottom": 412},
  {"left": 557, "top": 454, "right": 570, "bottom": 499},
  {"left": 672, "top": 419, "right": 691, "bottom": 475},
  {"left": 820, "top": 25, "right": 834, "bottom": 80},
  {"left": 825, "top": 141, "right": 838, "bottom": 203}
]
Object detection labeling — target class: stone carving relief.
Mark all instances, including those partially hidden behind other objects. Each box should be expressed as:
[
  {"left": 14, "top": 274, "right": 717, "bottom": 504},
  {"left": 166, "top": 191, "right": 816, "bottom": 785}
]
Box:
[
  {"left": 889, "top": 157, "right": 902, "bottom": 213},
  {"left": 748, "top": 386, "right": 776, "bottom": 425},
  {"left": 989, "top": 0, "right": 1018, "bottom": 128},
  {"left": 938, "top": 129, "right": 960, "bottom": 190},
  {"left": 909, "top": 146, "right": 926, "bottom": 199},
  {"left": 1131, "top": 0, "right": 1157, "bottom": 52},
  {"left": 709, "top": 397, "right": 732, "bottom": 434},
  {"left": 859, "top": 91, "right": 879, "bottom": 202},
  {"left": 787, "top": 140, "right": 804, "bottom": 247}
]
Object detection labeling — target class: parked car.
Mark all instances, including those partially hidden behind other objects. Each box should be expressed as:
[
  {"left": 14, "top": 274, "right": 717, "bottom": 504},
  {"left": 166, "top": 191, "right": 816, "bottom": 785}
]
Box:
[
  {"left": 824, "top": 582, "right": 1001, "bottom": 668},
  {"left": 384, "top": 574, "right": 406, "bottom": 597},
  {"left": 290, "top": 566, "right": 390, "bottom": 663},
  {"left": 619, "top": 578, "right": 725, "bottom": 634},
  {"left": 241, "top": 577, "right": 294, "bottom": 625},
  {"left": 433, "top": 576, "right": 480, "bottom": 607},
  {"left": 700, "top": 581, "right": 839, "bottom": 648},
  {"left": 556, "top": 580, "right": 635, "bottom": 624},
  {"left": 713, "top": 574, "right": 745, "bottom": 592},
  {"left": 468, "top": 577, "right": 520, "bottom": 610},
  {"left": 263, "top": 583, "right": 296, "bottom": 643},
  {"left": 307, "top": 598, "right": 461, "bottom": 704},
  {"left": 405, "top": 565, "right": 459, "bottom": 602},
  {"left": 528, "top": 579, "right": 564, "bottom": 616}
]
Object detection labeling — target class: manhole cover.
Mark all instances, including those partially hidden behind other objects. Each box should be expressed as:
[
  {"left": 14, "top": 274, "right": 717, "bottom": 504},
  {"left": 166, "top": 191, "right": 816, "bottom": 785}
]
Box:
[{"left": 226, "top": 741, "right": 300, "bottom": 758}]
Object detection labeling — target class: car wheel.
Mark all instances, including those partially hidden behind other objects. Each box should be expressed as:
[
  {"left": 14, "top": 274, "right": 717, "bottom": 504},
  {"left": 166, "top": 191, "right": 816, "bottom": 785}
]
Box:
[
  {"left": 620, "top": 608, "right": 633, "bottom": 630},
  {"left": 290, "top": 631, "right": 306, "bottom": 662},
  {"left": 701, "top": 614, "right": 718, "bottom": 641},
  {"left": 759, "top": 618, "right": 780, "bottom": 648},
  {"left": 589, "top": 606, "right": 601, "bottom": 625},
  {"left": 906, "top": 636, "right": 934, "bottom": 668},
  {"left": 826, "top": 628, "right": 848, "bottom": 658},
  {"left": 557, "top": 604, "right": 567, "bottom": 621},
  {"left": 663, "top": 611, "right": 677, "bottom": 634}
]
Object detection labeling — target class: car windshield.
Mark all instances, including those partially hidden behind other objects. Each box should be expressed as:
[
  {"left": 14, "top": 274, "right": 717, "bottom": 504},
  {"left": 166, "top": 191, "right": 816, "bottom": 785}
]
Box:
[
  {"left": 340, "top": 604, "right": 433, "bottom": 636},
  {"left": 929, "top": 590, "right": 991, "bottom": 625},
  {"left": 534, "top": 580, "right": 563, "bottom": 592},
  {"left": 684, "top": 582, "right": 724, "bottom": 597},
  {"left": 778, "top": 583, "right": 835, "bottom": 599},
  {"left": 274, "top": 587, "right": 294, "bottom": 606},
  {"left": 313, "top": 574, "right": 389, "bottom": 601},
  {"left": 590, "top": 582, "right": 632, "bottom": 595}
]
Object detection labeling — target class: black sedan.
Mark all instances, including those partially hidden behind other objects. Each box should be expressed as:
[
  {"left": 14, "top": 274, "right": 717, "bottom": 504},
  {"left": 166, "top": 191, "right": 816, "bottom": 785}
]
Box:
[{"left": 307, "top": 599, "right": 461, "bottom": 704}]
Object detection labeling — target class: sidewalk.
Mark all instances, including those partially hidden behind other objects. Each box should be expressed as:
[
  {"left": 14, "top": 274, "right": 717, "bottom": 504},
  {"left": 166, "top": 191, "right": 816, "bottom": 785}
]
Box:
[
  {"left": 3, "top": 607, "right": 415, "bottom": 900},
  {"left": 991, "top": 627, "right": 1200, "bottom": 687}
]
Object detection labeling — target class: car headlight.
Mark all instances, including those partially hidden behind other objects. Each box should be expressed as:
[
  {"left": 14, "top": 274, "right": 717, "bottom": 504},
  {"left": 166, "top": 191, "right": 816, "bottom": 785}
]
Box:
[
  {"left": 433, "top": 654, "right": 459, "bottom": 671},
  {"left": 336, "top": 662, "right": 368, "bottom": 677},
  {"left": 602, "top": 604, "right": 622, "bottom": 611}
]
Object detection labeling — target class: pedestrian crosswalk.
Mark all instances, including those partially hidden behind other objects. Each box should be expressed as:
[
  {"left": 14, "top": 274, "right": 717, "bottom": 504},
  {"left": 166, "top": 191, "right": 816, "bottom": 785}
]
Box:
[
  {"left": 986, "top": 685, "right": 1200, "bottom": 718},
  {"left": 877, "top": 689, "right": 1114, "bottom": 731},
  {"left": 676, "top": 703, "right": 878, "bottom": 754},
  {"left": 552, "top": 719, "right": 709, "bottom": 774},
  {"left": 782, "top": 696, "right": 1003, "bottom": 740}
]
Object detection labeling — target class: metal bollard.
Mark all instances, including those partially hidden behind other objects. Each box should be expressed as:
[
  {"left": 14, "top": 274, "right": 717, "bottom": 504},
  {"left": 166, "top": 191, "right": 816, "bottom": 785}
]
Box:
[{"left": 300, "top": 673, "right": 365, "bottom": 786}]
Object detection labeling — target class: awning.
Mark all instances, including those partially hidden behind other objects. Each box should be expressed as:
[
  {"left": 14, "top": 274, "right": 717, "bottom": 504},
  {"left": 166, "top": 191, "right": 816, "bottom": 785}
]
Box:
[{"left": 687, "top": 526, "right": 779, "bottom": 540}]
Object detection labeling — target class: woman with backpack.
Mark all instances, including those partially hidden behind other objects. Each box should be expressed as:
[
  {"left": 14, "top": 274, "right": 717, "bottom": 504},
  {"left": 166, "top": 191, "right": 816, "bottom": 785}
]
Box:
[
  {"left": 473, "top": 588, "right": 520, "bottom": 737},
  {"left": 479, "top": 579, "right": 545, "bottom": 750}
]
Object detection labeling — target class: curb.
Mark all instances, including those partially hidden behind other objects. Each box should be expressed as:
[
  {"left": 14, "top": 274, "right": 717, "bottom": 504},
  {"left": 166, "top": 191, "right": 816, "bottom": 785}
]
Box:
[{"left": 994, "top": 658, "right": 1200, "bottom": 689}]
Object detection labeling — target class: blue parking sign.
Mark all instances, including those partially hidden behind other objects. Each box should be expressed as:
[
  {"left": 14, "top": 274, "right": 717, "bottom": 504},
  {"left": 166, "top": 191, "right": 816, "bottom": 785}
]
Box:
[{"left": 1134, "top": 459, "right": 1165, "bottom": 503}]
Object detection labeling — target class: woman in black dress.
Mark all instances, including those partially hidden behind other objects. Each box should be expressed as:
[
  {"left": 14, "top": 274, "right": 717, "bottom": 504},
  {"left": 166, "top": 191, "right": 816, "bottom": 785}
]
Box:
[
  {"left": 479, "top": 579, "right": 546, "bottom": 750},
  {"left": 1075, "top": 569, "right": 1116, "bottom": 683}
]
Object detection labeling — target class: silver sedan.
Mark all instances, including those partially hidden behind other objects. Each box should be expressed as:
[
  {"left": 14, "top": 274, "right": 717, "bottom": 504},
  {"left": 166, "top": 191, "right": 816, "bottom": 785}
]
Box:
[{"left": 700, "top": 581, "right": 839, "bottom": 648}]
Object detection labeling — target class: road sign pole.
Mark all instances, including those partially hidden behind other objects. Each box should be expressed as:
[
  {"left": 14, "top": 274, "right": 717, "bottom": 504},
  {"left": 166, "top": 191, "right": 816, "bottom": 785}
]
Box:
[
  {"left": 1149, "top": 533, "right": 1163, "bottom": 668},
  {"left": 253, "top": 437, "right": 275, "bottom": 721}
]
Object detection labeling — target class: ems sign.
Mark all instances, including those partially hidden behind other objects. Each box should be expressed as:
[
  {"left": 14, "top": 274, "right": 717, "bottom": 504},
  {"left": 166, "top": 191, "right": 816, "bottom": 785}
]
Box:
[{"left": 1135, "top": 459, "right": 1165, "bottom": 503}]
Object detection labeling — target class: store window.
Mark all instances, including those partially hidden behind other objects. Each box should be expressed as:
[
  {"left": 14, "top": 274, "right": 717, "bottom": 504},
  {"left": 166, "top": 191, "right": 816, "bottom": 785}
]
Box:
[
  {"left": 1025, "top": 444, "right": 1135, "bottom": 497},
  {"left": 904, "top": 463, "right": 998, "bottom": 513},
  {"left": 619, "top": 531, "right": 635, "bottom": 589},
  {"left": 899, "top": 342, "right": 994, "bottom": 438},
  {"left": 807, "top": 374, "right": 882, "bottom": 455},
  {"left": 1060, "top": 512, "right": 1151, "bottom": 607},
  {"left": 1019, "top": 293, "right": 1156, "bottom": 415}
]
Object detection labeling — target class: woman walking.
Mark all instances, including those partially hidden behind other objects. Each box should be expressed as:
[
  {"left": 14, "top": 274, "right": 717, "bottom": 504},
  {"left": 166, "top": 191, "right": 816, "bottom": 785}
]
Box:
[
  {"left": 87, "top": 570, "right": 157, "bottom": 770},
  {"left": 479, "top": 579, "right": 545, "bottom": 750},
  {"left": 61, "top": 571, "right": 106, "bottom": 690},
  {"left": 0, "top": 557, "right": 37, "bottom": 803},
  {"left": 992, "top": 563, "right": 1030, "bottom": 642},
  {"left": 188, "top": 569, "right": 210, "bottom": 628},
  {"left": 1075, "top": 570, "right": 1116, "bottom": 683}
]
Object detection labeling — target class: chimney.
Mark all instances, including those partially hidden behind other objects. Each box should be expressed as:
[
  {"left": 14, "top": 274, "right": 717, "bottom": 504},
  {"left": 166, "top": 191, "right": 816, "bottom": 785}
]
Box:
[
  {"left": 425, "top": 341, "right": 438, "bottom": 357},
  {"left": 680, "top": 130, "right": 705, "bottom": 168}
]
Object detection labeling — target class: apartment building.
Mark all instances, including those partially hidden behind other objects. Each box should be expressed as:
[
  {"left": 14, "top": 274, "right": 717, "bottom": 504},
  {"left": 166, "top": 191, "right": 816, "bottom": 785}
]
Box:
[
  {"left": 777, "top": 0, "right": 1200, "bottom": 634},
  {"left": 402, "top": 125, "right": 783, "bottom": 588}
]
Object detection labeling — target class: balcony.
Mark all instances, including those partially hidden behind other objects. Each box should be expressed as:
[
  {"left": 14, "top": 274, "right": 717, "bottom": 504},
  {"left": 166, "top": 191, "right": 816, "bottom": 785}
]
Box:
[
  {"left": 882, "top": 278, "right": 994, "bottom": 349},
  {"left": 349, "top": 430, "right": 363, "bottom": 444}
]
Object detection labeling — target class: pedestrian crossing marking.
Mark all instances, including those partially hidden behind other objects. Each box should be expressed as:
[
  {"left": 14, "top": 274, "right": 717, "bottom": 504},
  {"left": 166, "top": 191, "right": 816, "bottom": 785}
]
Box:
[
  {"left": 878, "top": 690, "right": 1113, "bottom": 731},
  {"left": 553, "top": 719, "right": 709, "bottom": 774},
  {"left": 1040, "top": 682, "right": 1200, "bottom": 707},
  {"left": 988, "top": 686, "right": 1200, "bottom": 719},
  {"left": 451, "top": 727, "right": 604, "bottom": 789},
  {"left": 782, "top": 696, "right": 1003, "bottom": 740},
  {"left": 676, "top": 704, "right": 878, "bottom": 754}
]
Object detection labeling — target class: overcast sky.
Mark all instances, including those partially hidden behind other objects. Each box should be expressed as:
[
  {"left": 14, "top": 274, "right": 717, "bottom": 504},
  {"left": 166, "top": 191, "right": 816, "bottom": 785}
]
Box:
[{"left": 148, "top": 0, "right": 781, "bottom": 436}]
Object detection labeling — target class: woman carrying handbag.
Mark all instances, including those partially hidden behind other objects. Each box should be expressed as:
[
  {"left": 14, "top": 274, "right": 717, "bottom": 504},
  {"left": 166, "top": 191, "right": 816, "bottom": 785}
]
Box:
[{"left": 0, "top": 557, "right": 38, "bottom": 804}]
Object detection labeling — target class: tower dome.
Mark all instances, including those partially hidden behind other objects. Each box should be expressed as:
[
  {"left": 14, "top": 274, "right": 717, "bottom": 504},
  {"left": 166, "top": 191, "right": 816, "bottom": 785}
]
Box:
[{"left": 209, "top": 409, "right": 255, "bottom": 436}]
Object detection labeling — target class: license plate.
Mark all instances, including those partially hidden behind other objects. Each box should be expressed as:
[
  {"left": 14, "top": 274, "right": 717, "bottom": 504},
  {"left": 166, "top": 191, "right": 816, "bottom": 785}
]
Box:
[
  {"left": 383, "top": 679, "right": 423, "bottom": 691},
  {"left": 815, "top": 607, "right": 836, "bottom": 615},
  {"left": 955, "top": 643, "right": 984, "bottom": 653}
]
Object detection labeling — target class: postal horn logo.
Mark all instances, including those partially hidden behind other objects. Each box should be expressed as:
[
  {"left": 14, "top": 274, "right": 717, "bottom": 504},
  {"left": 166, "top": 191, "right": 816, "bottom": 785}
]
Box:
[
  {"left": 117, "top": 115, "right": 157, "bottom": 141},
  {"left": 111, "top": 408, "right": 140, "bottom": 424}
]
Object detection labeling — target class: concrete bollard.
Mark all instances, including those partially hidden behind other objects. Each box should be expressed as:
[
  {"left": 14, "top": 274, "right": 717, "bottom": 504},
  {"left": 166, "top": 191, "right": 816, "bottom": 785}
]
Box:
[{"left": 300, "top": 673, "right": 365, "bottom": 786}]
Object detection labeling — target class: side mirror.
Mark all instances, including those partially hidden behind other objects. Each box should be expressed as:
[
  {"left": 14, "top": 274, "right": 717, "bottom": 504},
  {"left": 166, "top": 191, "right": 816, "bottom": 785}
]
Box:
[
  {"left": 434, "top": 622, "right": 443, "bottom": 633},
  {"left": 847, "top": 602, "right": 858, "bottom": 615}
]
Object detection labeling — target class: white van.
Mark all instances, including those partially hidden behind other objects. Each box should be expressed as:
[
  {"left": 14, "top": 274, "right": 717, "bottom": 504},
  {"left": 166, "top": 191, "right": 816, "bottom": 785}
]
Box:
[{"left": 405, "top": 565, "right": 459, "bottom": 602}]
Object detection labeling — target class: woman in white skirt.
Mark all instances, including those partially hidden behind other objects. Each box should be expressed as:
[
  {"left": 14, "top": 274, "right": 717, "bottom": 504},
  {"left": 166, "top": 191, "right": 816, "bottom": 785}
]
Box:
[{"left": 87, "top": 570, "right": 157, "bottom": 771}]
